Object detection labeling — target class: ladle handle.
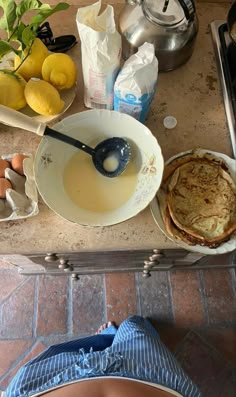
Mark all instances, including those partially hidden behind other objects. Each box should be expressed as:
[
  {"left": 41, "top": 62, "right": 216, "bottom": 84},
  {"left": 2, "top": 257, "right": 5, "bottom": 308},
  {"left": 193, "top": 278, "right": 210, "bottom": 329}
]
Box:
[
  {"left": 44, "top": 127, "right": 95, "bottom": 156},
  {"left": 0, "top": 105, "right": 46, "bottom": 136},
  {"left": 0, "top": 105, "right": 95, "bottom": 156}
]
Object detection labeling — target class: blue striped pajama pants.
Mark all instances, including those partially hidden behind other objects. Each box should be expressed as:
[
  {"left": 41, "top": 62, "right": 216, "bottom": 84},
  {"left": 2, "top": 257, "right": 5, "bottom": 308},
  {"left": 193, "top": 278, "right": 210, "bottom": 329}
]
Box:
[{"left": 5, "top": 316, "right": 202, "bottom": 397}]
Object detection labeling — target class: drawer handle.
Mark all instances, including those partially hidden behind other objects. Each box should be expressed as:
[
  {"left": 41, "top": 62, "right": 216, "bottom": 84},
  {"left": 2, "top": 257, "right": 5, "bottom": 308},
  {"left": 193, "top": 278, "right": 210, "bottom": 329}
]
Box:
[
  {"left": 58, "top": 258, "right": 75, "bottom": 273},
  {"left": 58, "top": 259, "right": 79, "bottom": 279},
  {"left": 142, "top": 269, "right": 151, "bottom": 278},
  {"left": 71, "top": 273, "right": 80, "bottom": 280},
  {"left": 143, "top": 249, "right": 164, "bottom": 277},
  {"left": 153, "top": 249, "right": 163, "bottom": 255},
  {"left": 149, "top": 253, "right": 164, "bottom": 261},
  {"left": 58, "top": 258, "right": 70, "bottom": 270},
  {"left": 144, "top": 260, "right": 157, "bottom": 269},
  {"left": 45, "top": 253, "right": 58, "bottom": 262}
]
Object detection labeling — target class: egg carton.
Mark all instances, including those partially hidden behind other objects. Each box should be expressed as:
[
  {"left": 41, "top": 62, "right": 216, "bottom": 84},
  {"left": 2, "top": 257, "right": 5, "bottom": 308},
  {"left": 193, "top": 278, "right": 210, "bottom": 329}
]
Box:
[{"left": 0, "top": 153, "right": 39, "bottom": 221}]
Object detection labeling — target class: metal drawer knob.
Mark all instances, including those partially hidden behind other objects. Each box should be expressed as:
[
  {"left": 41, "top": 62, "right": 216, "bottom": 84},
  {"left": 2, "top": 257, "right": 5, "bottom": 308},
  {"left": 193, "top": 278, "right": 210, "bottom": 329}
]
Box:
[
  {"left": 58, "top": 259, "right": 74, "bottom": 272},
  {"left": 45, "top": 253, "right": 58, "bottom": 262},
  {"left": 142, "top": 269, "right": 151, "bottom": 278},
  {"left": 144, "top": 260, "right": 156, "bottom": 269},
  {"left": 71, "top": 273, "right": 80, "bottom": 280},
  {"left": 153, "top": 249, "right": 162, "bottom": 254},
  {"left": 142, "top": 249, "right": 164, "bottom": 277},
  {"left": 58, "top": 259, "right": 70, "bottom": 270},
  {"left": 149, "top": 253, "right": 163, "bottom": 261}
]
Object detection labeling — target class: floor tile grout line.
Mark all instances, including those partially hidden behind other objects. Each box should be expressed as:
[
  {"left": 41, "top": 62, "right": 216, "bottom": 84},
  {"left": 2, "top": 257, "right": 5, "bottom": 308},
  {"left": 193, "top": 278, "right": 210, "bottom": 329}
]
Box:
[
  {"left": 0, "top": 338, "right": 38, "bottom": 383},
  {"left": 32, "top": 276, "right": 39, "bottom": 339},
  {"left": 67, "top": 276, "right": 73, "bottom": 336},
  {"left": 230, "top": 268, "right": 236, "bottom": 299},
  {"left": 0, "top": 275, "right": 30, "bottom": 308},
  {"left": 103, "top": 274, "right": 107, "bottom": 323},
  {"left": 135, "top": 272, "right": 141, "bottom": 316},
  {"left": 0, "top": 335, "right": 72, "bottom": 341},
  {"left": 0, "top": 290, "right": 2, "bottom": 330},
  {"left": 190, "top": 329, "right": 234, "bottom": 366},
  {"left": 198, "top": 270, "right": 210, "bottom": 326},
  {"left": 167, "top": 271, "right": 175, "bottom": 325},
  {"left": 174, "top": 329, "right": 194, "bottom": 356}
]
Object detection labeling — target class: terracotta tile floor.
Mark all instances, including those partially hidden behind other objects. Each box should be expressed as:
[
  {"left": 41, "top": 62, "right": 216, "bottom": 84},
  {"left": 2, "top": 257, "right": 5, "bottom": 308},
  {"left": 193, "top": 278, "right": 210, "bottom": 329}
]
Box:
[{"left": 0, "top": 260, "right": 236, "bottom": 396}]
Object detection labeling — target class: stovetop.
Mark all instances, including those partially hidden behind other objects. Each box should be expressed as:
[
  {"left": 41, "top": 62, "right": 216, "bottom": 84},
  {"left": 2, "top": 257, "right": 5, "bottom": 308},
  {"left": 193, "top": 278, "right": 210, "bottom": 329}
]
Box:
[{"left": 211, "top": 20, "right": 236, "bottom": 158}]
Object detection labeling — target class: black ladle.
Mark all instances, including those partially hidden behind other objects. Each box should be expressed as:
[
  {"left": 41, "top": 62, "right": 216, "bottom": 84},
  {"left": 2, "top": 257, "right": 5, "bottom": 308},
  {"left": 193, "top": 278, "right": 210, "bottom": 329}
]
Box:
[
  {"left": 0, "top": 105, "right": 131, "bottom": 177},
  {"left": 227, "top": 1, "right": 236, "bottom": 45}
]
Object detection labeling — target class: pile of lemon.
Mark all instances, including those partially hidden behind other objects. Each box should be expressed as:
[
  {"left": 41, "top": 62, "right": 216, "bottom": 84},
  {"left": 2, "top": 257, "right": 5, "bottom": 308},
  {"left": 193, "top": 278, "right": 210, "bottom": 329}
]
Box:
[{"left": 0, "top": 38, "right": 77, "bottom": 116}]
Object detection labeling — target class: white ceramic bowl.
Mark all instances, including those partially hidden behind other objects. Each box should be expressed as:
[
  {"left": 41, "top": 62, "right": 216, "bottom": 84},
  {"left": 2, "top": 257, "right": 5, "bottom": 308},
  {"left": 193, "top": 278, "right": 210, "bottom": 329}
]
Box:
[{"left": 34, "top": 109, "right": 164, "bottom": 226}]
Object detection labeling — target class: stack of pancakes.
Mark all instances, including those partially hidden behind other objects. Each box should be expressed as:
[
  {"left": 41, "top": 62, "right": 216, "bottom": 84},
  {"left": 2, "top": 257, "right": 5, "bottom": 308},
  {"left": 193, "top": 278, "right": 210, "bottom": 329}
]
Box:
[{"left": 158, "top": 151, "right": 236, "bottom": 248}]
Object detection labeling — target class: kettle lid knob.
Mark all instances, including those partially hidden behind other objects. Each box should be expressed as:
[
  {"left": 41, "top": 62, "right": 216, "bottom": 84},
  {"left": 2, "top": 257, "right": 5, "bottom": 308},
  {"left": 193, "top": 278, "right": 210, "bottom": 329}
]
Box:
[{"left": 142, "top": 0, "right": 196, "bottom": 26}]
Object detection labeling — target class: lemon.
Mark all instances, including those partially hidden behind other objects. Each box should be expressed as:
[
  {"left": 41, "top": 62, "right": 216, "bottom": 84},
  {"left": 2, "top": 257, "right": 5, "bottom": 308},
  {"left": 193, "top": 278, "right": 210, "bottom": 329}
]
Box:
[
  {"left": 24, "top": 78, "right": 64, "bottom": 115},
  {"left": 42, "top": 53, "right": 77, "bottom": 90},
  {"left": 0, "top": 70, "right": 26, "bottom": 110},
  {"left": 14, "top": 38, "right": 49, "bottom": 81}
]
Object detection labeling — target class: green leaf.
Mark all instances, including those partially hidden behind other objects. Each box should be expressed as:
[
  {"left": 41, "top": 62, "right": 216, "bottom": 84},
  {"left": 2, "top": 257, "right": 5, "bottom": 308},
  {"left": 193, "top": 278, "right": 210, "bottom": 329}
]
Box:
[
  {"left": 29, "top": 3, "right": 69, "bottom": 26},
  {"left": 0, "top": 1, "right": 69, "bottom": 60},
  {"left": 16, "top": 0, "right": 42, "bottom": 19},
  {"left": 0, "top": 40, "right": 15, "bottom": 59},
  {"left": 9, "top": 21, "right": 26, "bottom": 41},
  {"left": 0, "top": 70, "right": 21, "bottom": 81},
  {"left": 0, "top": 0, "right": 17, "bottom": 35},
  {"left": 21, "top": 26, "right": 36, "bottom": 47},
  {"left": 15, "top": 21, "right": 27, "bottom": 41}
]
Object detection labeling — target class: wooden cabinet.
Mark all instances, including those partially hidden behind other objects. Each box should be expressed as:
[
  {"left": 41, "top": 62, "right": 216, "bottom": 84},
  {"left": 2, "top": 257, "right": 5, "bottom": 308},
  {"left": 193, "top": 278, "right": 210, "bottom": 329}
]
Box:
[{"left": 5, "top": 248, "right": 235, "bottom": 279}]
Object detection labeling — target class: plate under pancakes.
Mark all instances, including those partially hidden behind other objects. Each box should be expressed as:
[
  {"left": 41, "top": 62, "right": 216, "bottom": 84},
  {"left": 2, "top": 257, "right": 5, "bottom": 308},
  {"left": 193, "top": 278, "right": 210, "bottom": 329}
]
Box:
[
  {"left": 167, "top": 159, "right": 236, "bottom": 247},
  {"left": 150, "top": 149, "right": 236, "bottom": 254}
]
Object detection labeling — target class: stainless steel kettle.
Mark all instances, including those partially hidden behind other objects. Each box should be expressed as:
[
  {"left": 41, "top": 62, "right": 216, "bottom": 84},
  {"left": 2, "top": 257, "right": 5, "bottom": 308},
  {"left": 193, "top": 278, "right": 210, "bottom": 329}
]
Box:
[{"left": 118, "top": 0, "right": 198, "bottom": 71}]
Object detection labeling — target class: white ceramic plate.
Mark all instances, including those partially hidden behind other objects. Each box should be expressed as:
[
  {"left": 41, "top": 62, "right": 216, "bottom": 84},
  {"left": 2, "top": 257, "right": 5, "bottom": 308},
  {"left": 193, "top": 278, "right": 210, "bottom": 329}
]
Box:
[
  {"left": 150, "top": 149, "right": 236, "bottom": 255},
  {"left": 34, "top": 109, "right": 164, "bottom": 227}
]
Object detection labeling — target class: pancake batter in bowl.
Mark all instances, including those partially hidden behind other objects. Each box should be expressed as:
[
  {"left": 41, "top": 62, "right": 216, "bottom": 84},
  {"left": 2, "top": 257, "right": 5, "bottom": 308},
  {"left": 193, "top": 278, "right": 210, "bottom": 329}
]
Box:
[{"left": 63, "top": 150, "right": 137, "bottom": 212}]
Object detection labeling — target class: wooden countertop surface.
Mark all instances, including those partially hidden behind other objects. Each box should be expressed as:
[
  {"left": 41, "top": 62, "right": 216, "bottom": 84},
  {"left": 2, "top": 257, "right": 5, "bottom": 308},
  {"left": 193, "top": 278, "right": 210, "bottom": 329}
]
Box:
[{"left": 0, "top": 1, "right": 233, "bottom": 255}]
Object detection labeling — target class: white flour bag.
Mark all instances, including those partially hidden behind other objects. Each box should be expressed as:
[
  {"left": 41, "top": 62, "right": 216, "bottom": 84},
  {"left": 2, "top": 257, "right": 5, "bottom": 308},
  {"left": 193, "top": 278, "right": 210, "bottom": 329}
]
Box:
[
  {"left": 76, "top": 0, "right": 121, "bottom": 109},
  {"left": 114, "top": 42, "right": 158, "bottom": 122}
]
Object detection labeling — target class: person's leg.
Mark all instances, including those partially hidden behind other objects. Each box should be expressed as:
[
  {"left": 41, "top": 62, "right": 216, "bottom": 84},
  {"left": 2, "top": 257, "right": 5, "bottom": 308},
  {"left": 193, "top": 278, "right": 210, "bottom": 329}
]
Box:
[
  {"left": 30, "top": 322, "right": 117, "bottom": 364},
  {"left": 108, "top": 315, "right": 201, "bottom": 397},
  {"left": 4, "top": 323, "right": 118, "bottom": 397},
  {"left": 112, "top": 315, "right": 159, "bottom": 343}
]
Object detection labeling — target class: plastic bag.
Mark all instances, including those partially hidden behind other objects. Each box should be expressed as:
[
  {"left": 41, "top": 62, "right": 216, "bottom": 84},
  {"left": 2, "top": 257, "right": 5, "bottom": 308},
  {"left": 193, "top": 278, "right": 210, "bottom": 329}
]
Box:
[
  {"left": 114, "top": 43, "right": 158, "bottom": 122},
  {"left": 76, "top": 0, "right": 121, "bottom": 109}
]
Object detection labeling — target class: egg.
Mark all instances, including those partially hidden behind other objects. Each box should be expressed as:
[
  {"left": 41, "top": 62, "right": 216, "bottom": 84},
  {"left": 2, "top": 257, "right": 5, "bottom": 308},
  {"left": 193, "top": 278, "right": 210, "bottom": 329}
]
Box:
[
  {"left": 0, "top": 159, "right": 10, "bottom": 178},
  {"left": 11, "top": 154, "right": 28, "bottom": 176},
  {"left": 0, "top": 178, "right": 12, "bottom": 198}
]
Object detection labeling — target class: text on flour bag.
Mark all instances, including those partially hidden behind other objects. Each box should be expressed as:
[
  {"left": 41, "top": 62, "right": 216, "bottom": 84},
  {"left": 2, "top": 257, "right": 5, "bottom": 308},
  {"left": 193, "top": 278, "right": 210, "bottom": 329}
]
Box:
[{"left": 76, "top": 0, "right": 121, "bottom": 109}]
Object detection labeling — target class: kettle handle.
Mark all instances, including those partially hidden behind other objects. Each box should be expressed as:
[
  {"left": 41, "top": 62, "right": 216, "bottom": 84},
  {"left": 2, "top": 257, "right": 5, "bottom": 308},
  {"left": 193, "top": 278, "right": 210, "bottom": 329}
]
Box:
[
  {"left": 178, "top": 0, "right": 196, "bottom": 21},
  {"left": 127, "top": 1, "right": 196, "bottom": 21}
]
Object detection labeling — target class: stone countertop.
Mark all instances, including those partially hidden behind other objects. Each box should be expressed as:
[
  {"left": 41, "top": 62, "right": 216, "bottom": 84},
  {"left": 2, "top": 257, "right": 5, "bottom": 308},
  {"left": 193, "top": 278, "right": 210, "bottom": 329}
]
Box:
[{"left": 0, "top": 1, "right": 233, "bottom": 255}]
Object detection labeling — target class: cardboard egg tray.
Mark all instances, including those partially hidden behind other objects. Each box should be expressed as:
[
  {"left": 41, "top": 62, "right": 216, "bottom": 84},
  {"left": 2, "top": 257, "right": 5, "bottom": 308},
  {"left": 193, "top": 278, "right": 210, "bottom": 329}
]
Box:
[{"left": 0, "top": 153, "right": 39, "bottom": 222}]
